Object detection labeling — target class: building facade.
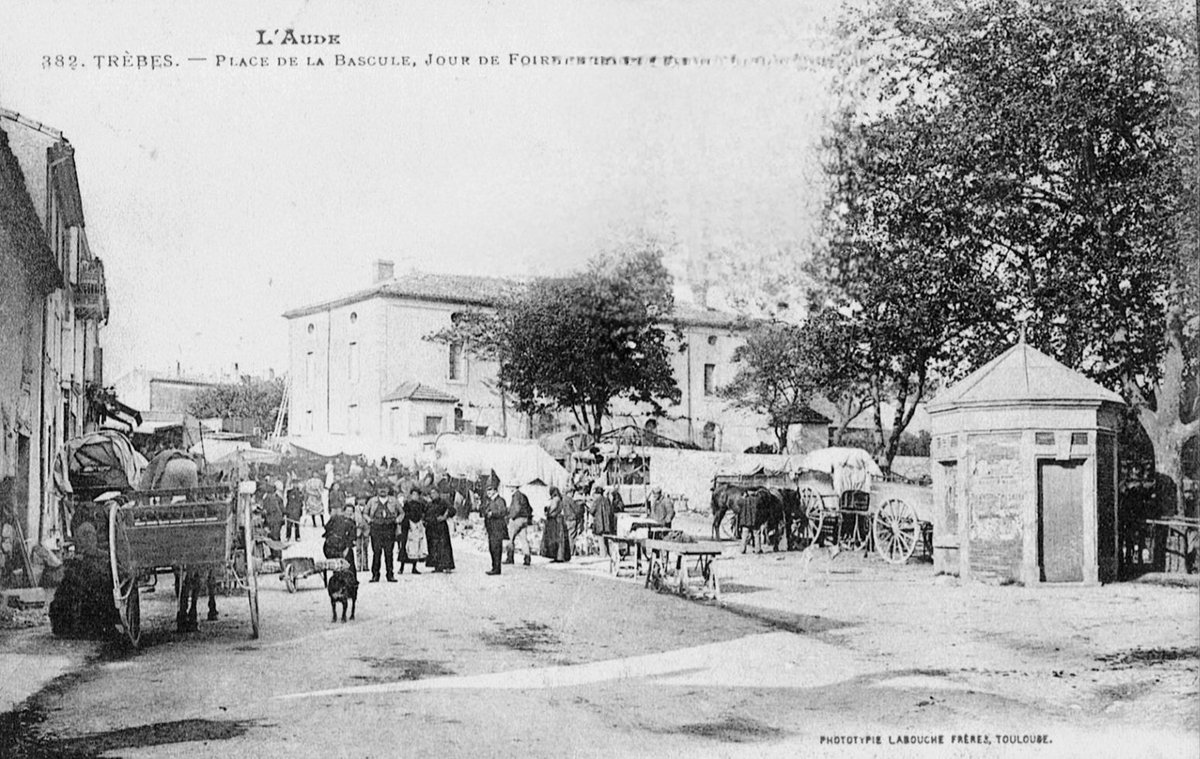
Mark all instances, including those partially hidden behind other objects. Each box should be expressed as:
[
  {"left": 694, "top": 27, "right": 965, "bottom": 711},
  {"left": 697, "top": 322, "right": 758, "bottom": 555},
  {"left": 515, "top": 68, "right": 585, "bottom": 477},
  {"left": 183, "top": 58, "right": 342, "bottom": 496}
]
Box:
[
  {"left": 0, "top": 109, "right": 109, "bottom": 549},
  {"left": 283, "top": 263, "right": 782, "bottom": 453}
]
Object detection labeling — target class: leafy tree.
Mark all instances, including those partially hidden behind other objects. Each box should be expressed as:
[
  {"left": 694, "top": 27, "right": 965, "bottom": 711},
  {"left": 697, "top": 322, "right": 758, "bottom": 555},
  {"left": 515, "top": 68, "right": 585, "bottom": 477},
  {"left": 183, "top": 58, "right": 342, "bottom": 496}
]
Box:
[
  {"left": 429, "top": 249, "right": 681, "bottom": 439},
  {"left": 188, "top": 377, "right": 287, "bottom": 436},
  {"left": 801, "top": 308, "right": 875, "bottom": 445},
  {"left": 819, "top": 0, "right": 1197, "bottom": 484},
  {"left": 816, "top": 87, "right": 1007, "bottom": 470},
  {"left": 719, "top": 322, "right": 819, "bottom": 452}
]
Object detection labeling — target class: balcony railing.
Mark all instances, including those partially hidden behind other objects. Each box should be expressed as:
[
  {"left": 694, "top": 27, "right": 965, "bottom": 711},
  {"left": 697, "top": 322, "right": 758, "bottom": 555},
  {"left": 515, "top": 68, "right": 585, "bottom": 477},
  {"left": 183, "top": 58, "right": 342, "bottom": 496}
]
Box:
[{"left": 74, "top": 257, "right": 109, "bottom": 321}]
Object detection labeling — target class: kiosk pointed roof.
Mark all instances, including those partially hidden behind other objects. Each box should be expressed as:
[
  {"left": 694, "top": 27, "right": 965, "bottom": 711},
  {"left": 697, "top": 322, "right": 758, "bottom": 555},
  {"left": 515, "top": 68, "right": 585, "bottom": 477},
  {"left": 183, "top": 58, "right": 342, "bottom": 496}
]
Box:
[{"left": 928, "top": 342, "right": 1123, "bottom": 410}]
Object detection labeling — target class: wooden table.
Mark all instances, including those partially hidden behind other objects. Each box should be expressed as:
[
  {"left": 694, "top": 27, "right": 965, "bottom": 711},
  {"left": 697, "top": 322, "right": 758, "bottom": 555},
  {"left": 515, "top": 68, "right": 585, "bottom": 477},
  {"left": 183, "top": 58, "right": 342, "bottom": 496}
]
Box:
[
  {"left": 602, "top": 534, "right": 645, "bottom": 577},
  {"left": 643, "top": 538, "right": 725, "bottom": 602}
]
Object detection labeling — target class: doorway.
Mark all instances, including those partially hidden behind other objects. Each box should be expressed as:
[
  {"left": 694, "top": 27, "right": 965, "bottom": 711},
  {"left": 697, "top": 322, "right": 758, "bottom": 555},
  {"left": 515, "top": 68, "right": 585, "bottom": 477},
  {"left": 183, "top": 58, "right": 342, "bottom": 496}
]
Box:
[{"left": 1037, "top": 460, "right": 1085, "bottom": 582}]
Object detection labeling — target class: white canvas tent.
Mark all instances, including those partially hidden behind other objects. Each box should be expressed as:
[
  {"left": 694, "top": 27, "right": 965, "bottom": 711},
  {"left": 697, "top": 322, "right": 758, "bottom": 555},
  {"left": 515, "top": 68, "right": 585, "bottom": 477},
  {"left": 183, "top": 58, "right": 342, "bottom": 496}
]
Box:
[
  {"left": 435, "top": 436, "right": 568, "bottom": 491},
  {"left": 275, "top": 434, "right": 422, "bottom": 466}
]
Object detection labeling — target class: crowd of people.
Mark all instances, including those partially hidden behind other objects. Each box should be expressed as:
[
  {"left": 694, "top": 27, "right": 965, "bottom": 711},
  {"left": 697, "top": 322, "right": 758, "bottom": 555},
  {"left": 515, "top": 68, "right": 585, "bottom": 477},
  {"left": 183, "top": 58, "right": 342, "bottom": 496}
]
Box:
[{"left": 244, "top": 456, "right": 678, "bottom": 580}]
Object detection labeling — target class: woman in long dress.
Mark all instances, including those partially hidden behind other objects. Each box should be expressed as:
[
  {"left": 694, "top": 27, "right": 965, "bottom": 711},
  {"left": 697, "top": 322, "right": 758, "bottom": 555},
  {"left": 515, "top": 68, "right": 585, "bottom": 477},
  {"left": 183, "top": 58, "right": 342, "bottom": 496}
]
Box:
[
  {"left": 539, "top": 486, "right": 572, "bottom": 563},
  {"left": 424, "top": 492, "right": 456, "bottom": 573},
  {"left": 397, "top": 494, "right": 426, "bottom": 575}
]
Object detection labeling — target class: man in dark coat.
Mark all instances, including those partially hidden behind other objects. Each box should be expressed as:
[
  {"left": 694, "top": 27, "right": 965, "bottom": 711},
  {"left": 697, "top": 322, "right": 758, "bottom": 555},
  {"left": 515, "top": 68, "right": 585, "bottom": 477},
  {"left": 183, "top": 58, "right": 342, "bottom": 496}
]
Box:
[
  {"left": 284, "top": 484, "right": 304, "bottom": 542},
  {"left": 504, "top": 484, "right": 534, "bottom": 566},
  {"left": 366, "top": 485, "right": 402, "bottom": 582},
  {"left": 323, "top": 503, "right": 358, "bottom": 574},
  {"left": 589, "top": 485, "right": 616, "bottom": 557},
  {"left": 260, "top": 486, "right": 285, "bottom": 559},
  {"left": 483, "top": 484, "right": 509, "bottom": 575}
]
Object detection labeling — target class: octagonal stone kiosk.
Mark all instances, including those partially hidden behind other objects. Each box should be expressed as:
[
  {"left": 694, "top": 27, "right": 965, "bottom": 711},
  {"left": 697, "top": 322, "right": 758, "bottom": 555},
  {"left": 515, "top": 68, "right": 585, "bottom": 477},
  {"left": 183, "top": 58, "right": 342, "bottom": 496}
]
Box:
[{"left": 928, "top": 342, "right": 1124, "bottom": 585}]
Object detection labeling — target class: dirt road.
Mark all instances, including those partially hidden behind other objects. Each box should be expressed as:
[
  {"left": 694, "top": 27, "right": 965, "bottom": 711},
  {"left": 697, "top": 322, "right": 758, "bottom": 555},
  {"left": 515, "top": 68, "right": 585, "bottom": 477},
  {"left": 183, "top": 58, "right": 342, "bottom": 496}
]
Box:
[{"left": 2, "top": 514, "right": 1196, "bottom": 758}]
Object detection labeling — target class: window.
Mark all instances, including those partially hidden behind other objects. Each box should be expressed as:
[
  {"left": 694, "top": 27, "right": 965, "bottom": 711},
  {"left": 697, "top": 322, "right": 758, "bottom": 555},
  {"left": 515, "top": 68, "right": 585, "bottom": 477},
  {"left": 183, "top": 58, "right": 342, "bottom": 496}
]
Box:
[
  {"left": 349, "top": 311, "right": 358, "bottom": 324},
  {"left": 348, "top": 404, "right": 360, "bottom": 435},
  {"left": 707, "top": 335, "right": 717, "bottom": 346},
  {"left": 424, "top": 416, "right": 443, "bottom": 435},
  {"left": 305, "top": 351, "right": 315, "bottom": 387},
  {"left": 305, "top": 409, "right": 313, "bottom": 432},
  {"left": 703, "top": 364, "right": 716, "bottom": 396},
  {"left": 448, "top": 341, "right": 463, "bottom": 381},
  {"left": 348, "top": 342, "right": 359, "bottom": 382},
  {"left": 454, "top": 406, "right": 466, "bottom": 432},
  {"left": 702, "top": 421, "right": 717, "bottom": 451},
  {"left": 307, "top": 323, "right": 315, "bottom": 334}
]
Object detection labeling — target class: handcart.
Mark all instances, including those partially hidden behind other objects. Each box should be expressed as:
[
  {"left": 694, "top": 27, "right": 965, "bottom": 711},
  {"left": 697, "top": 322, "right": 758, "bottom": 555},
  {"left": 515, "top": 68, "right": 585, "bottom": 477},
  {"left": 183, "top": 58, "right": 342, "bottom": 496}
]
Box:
[{"left": 280, "top": 554, "right": 350, "bottom": 593}]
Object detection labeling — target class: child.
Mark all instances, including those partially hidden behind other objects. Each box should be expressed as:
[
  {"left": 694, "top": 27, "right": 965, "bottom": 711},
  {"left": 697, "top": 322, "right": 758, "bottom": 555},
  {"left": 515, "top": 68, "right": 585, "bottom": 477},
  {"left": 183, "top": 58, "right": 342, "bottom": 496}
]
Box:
[{"left": 352, "top": 498, "right": 370, "bottom": 572}]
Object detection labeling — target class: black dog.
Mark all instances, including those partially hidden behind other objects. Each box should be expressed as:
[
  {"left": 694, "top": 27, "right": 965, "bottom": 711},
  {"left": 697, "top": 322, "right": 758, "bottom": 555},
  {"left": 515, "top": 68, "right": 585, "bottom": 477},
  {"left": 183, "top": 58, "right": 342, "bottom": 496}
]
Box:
[{"left": 327, "top": 567, "right": 358, "bottom": 623}]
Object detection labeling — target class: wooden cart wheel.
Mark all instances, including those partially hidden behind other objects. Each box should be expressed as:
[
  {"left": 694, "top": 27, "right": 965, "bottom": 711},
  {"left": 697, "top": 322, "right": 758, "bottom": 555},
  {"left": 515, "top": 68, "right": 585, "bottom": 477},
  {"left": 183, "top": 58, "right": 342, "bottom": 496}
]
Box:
[
  {"left": 872, "top": 498, "right": 919, "bottom": 564},
  {"left": 283, "top": 562, "right": 299, "bottom": 593},
  {"left": 108, "top": 502, "right": 141, "bottom": 648},
  {"left": 243, "top": 497, "right": 260, "bottom": 639},
  {"left": 799, "top": 488, "right": 825, "bottom": 544}
]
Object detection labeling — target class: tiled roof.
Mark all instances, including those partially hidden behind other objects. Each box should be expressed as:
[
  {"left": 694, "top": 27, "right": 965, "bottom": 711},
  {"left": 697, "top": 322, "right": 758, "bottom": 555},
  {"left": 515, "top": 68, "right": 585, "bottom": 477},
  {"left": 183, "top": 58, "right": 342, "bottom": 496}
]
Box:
[
  {"left": 928, "top": 342, "right": 1124, "bottom": 410},
  {"left": 283, "top": 271, "right": 747, "bottom": 329},
  {"left": 794, "top": 406, "right": 832, "bottom": 425},
  {"left": 382, "top": 382, "right": 459, "bottom": 404},
  {"left": 666, "top": 302, "right": 752, "bottom": 330},
  {"left": 283, "top": 272, "right": 520, "bottom": 318}
]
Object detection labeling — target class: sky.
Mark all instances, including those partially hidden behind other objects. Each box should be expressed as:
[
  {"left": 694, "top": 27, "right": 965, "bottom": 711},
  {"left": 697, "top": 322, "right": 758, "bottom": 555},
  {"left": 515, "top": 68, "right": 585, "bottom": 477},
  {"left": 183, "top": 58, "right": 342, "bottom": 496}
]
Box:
[{"left": 0, "top": 0, "right": 842, "bottom": 381}]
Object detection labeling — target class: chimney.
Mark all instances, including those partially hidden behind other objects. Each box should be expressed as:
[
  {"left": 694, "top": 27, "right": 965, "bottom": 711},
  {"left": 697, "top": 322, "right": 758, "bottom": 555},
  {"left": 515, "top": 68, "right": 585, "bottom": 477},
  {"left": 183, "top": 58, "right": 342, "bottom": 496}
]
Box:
[{"left": 373, "top": 259, "right": 395, "bottom": 283}]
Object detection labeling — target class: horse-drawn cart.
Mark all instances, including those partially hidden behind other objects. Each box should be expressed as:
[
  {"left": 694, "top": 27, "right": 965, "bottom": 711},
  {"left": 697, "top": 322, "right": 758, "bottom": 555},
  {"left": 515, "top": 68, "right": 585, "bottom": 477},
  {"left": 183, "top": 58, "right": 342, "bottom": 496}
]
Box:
[
  {"left": 792, "top": 448, "right": 934, "bottom": 564},
  {"left": 711, "top": 448, "right": 934, "bottom": 564},
  {"left": 106, "top": 483, "right": 260, "bottom": 646}
]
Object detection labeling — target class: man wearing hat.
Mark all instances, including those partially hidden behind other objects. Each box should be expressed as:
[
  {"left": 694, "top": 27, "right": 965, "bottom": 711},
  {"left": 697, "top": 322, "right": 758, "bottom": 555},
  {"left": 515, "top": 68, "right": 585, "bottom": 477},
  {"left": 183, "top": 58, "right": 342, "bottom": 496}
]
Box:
[
  {"left": 504, "top": 483, "right": 534, "bottom": 566},
  {"left": 648, "top": 486, "right": 675, "bottom": 529},
  {"left": 483, "top": 484, "right": 509, "bottom": 575},
  {"left": 589, "top": 485, "right": 616, "bottom": 556},
  {"left": 365, "top": 484, "right": 402, "bottom": 582}
]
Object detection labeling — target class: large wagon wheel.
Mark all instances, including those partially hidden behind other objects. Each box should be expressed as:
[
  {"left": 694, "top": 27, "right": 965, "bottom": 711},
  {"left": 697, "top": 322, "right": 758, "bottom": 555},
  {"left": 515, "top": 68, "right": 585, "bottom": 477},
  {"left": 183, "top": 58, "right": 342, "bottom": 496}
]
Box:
[
  {"left": 107, "top": 502, "right": 141, "bottom": 647},
  {"left": 872, "top": 498, "right": 919, "bottom": 564},
  {"left": 799, "top": 488, "right": 826, "bottom": 544},
  {"left": 242, "top": 496, "right": 260, "bottom": 639}
]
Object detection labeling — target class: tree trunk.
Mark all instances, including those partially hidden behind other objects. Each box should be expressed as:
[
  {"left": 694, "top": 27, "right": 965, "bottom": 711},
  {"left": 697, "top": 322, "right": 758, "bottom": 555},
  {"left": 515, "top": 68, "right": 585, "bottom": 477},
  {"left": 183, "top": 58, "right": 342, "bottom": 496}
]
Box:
[
  {"left": 775, "top": 425, "right": 789, "bottom": 454},
  {"left": 1133, "top": 335, "right": 1199, "bottom": 519}
]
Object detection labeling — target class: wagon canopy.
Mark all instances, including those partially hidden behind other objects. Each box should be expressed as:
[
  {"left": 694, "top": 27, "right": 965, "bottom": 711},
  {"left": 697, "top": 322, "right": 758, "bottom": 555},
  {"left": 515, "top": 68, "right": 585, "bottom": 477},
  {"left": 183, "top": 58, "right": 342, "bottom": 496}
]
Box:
[
  {"left": 789, "top": 447, "right": 883, "bottom": 494},
  {"left": 54, "top": 430, "right": 147, "bottom": 496}
]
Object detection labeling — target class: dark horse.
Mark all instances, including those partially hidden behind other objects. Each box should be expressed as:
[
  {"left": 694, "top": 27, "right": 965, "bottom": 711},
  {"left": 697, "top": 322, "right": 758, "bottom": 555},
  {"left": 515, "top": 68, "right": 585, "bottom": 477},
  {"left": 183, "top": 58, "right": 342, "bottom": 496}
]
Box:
[
  {"left": 710, "top": 484, "right": 793, "bottom": 551},
  {"left": 710, "top": 482, "right": 747, "bottom": 540}
]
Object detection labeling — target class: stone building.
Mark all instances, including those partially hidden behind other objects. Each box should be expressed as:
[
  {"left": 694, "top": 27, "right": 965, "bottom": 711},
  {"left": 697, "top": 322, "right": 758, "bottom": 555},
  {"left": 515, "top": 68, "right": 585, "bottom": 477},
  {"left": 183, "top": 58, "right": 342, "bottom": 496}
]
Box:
[
  {"left": 928, "top": 341, "right": 1124, "bottom": 584},
  {"left": 0, "top": 109, "right": 109, "bottom": 548},
  {"left": 283, "top": 261, "right": 786, "bottom": 452}
]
